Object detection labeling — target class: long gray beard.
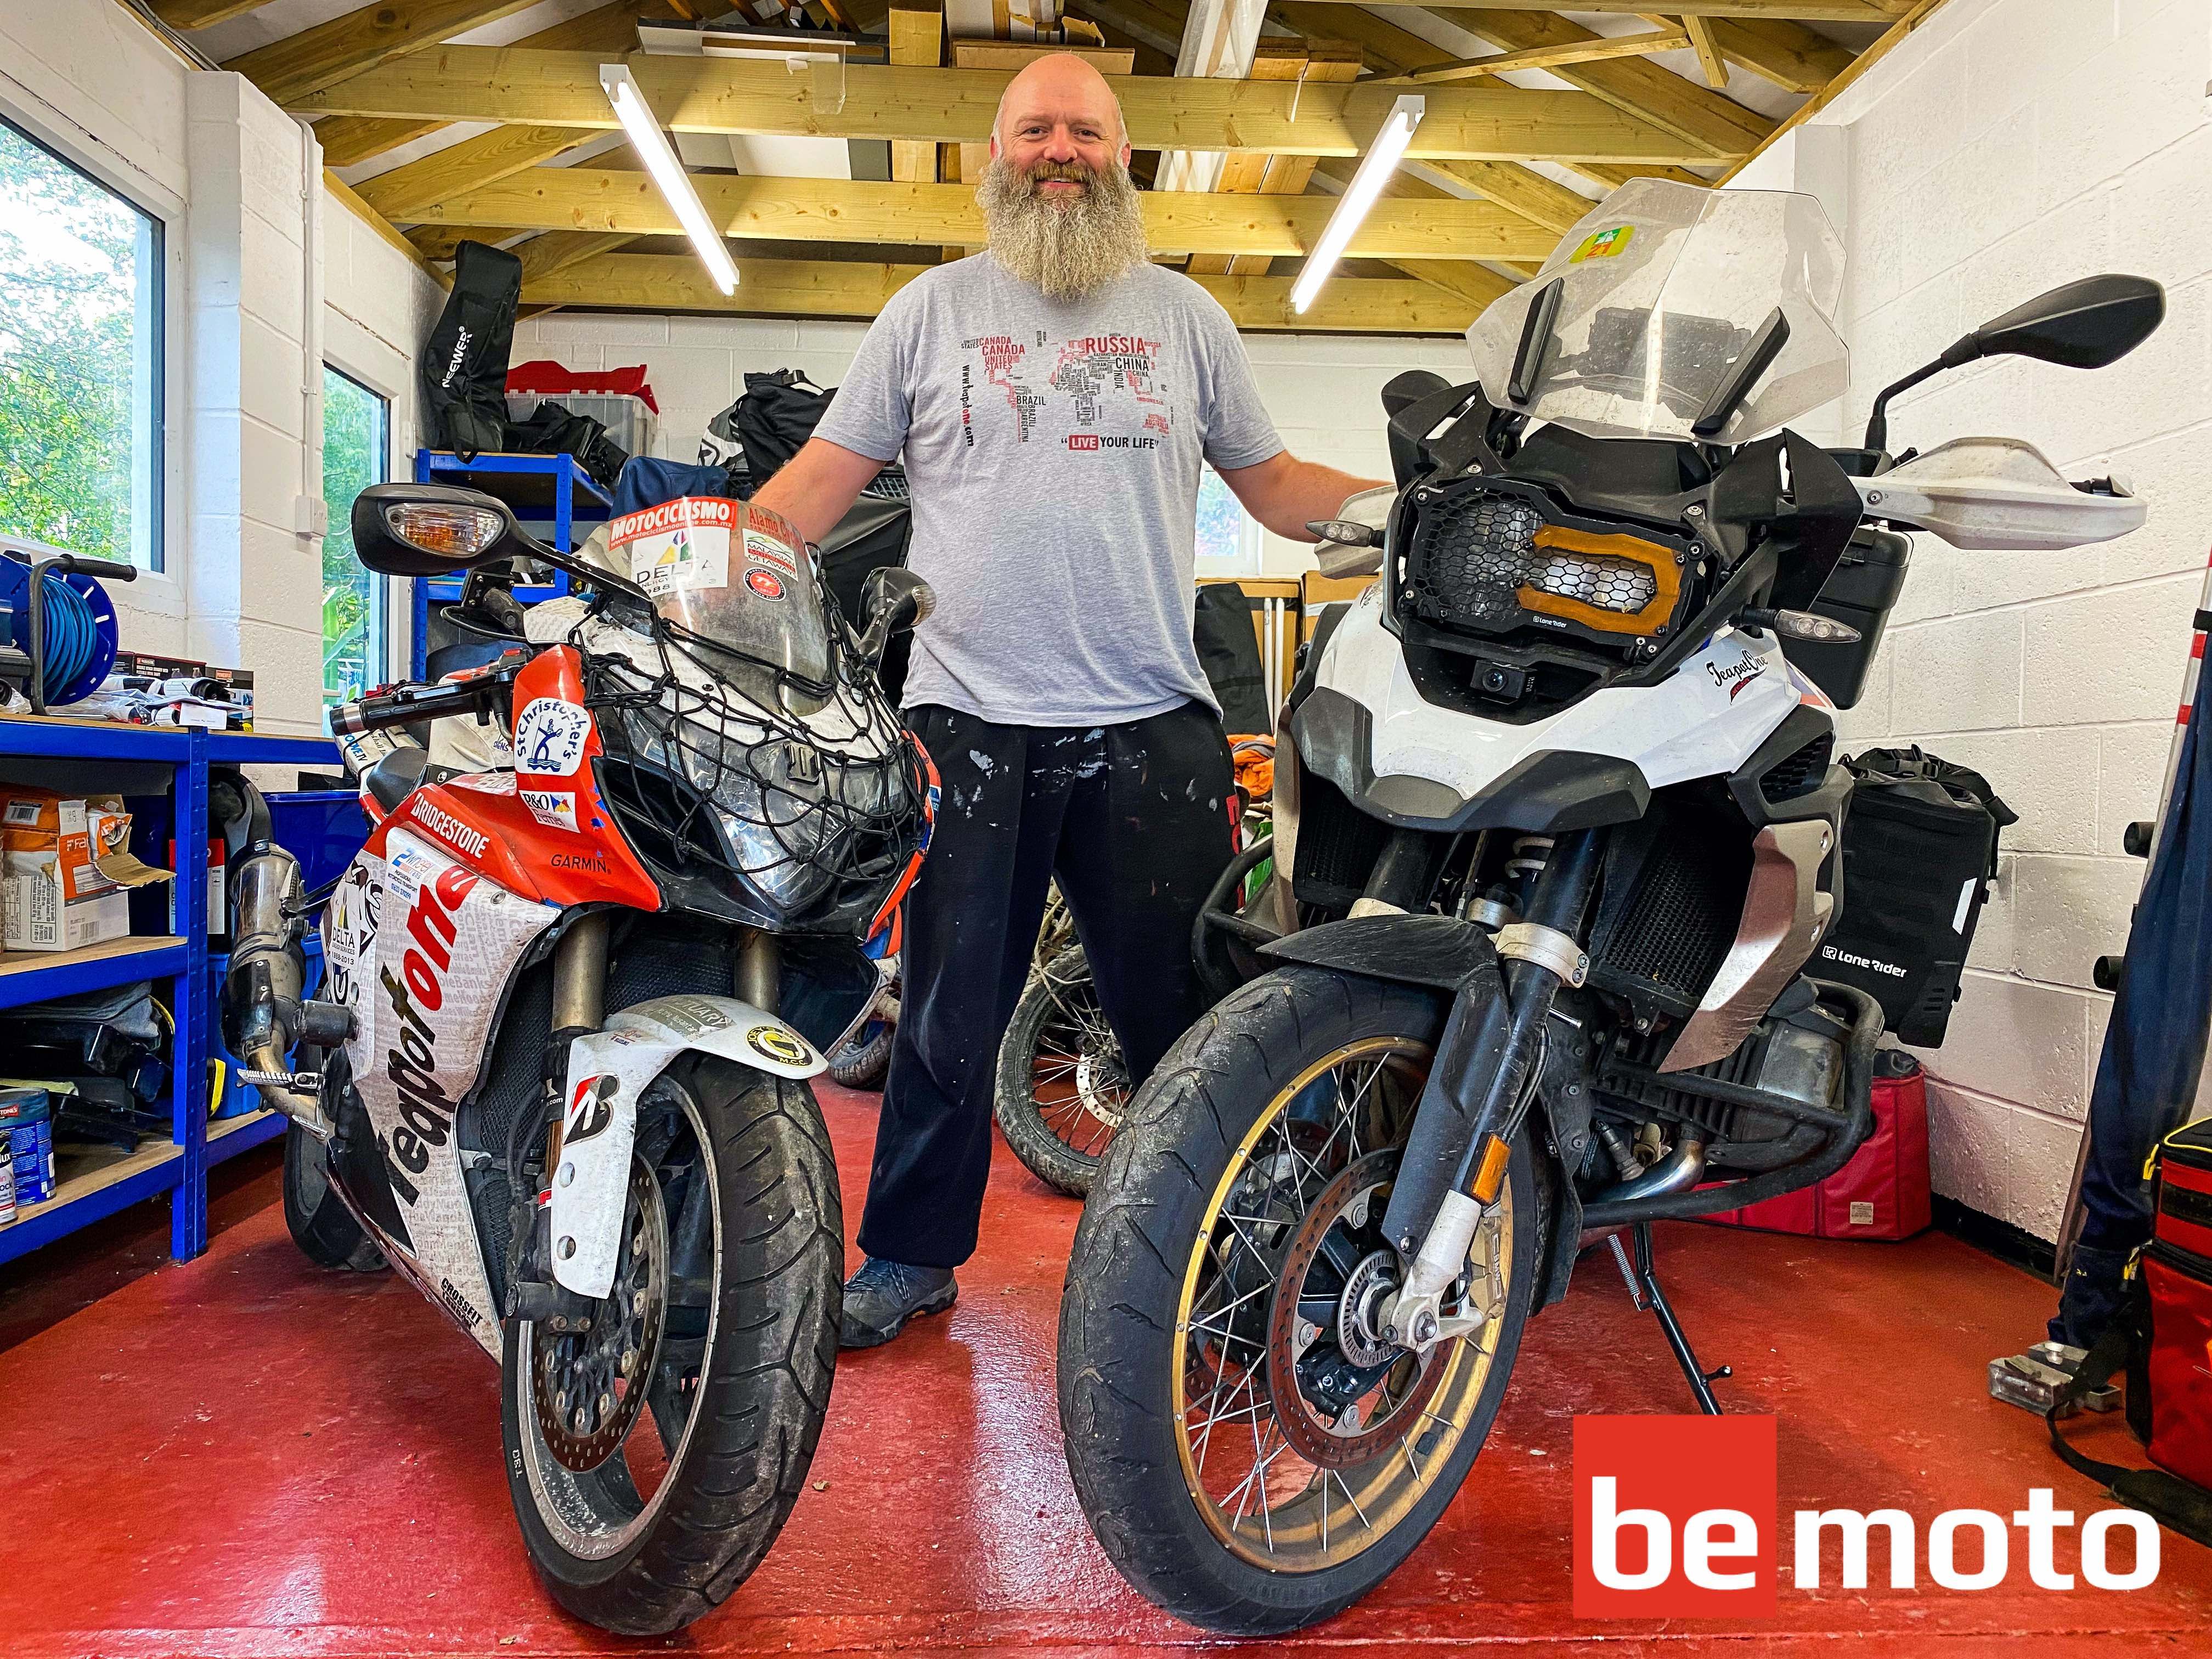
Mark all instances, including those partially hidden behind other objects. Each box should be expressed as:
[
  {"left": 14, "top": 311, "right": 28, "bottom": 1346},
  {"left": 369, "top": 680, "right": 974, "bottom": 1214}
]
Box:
[{"left": 977, "top": 157, "right": 1150, "bottom": 301}]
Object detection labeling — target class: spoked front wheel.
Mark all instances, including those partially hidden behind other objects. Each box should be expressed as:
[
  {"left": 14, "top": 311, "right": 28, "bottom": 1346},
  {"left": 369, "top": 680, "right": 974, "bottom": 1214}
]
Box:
[
  {"left": 994, "top": 945, "right": 1128, "bottom": 1196},
  {"left": 501, "top": 1057, "right": 842, "bottom": 1635},
  {"left": 1058, "top": 967, "right": 1538, "bottom": 1634}
]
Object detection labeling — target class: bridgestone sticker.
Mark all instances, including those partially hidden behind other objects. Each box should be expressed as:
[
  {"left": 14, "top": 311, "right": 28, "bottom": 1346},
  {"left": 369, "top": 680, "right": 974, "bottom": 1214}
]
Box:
[
  {"left": 521, "top": 788, "right": 579, "bottom": 832},
  {"left": 515, "top": 697, "right": 592, "bottom": 777}
]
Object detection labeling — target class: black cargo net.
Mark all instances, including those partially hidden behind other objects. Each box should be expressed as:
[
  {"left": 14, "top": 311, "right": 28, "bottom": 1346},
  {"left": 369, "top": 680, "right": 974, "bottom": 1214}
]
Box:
[{"left": 573, "top": 589, "right": 927, "bottom": 921}]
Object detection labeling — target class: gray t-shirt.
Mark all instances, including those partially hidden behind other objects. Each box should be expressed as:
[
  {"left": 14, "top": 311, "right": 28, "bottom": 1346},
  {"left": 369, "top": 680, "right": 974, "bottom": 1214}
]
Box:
[{"left": 815, "top": 253, "right": 1284, "bottom": 726}]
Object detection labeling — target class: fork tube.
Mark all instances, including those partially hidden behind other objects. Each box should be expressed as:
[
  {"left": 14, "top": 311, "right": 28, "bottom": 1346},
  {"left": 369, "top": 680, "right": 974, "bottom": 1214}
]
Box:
[
  {"left": 737, "top": 928, "right": 780, "bottom": 1014},
  {"left": 552, "top": 911, "right": 611, "bottom": 1032}
]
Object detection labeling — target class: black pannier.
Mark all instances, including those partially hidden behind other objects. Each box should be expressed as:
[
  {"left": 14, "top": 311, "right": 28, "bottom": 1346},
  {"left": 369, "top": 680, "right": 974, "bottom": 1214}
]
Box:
[
  {"left": 1816, "top": 745, "right": 2017, "bottom": 1046},
  {"left": 419, "top": 240, "right": 521, "bottom": 457}
]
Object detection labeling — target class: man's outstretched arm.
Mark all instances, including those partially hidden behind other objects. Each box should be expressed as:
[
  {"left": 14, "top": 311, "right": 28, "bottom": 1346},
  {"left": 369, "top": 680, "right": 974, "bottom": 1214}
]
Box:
[
  {"left": 748, "top": 438, "right": 889, "bottom": 546},
  {"left": 1219, "top": 452, "right": 1388, "bottom": 542}
]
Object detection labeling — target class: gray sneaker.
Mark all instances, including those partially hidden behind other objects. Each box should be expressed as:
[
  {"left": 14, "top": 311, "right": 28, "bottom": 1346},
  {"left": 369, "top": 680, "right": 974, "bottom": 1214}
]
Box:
[{"left": 839, "top": 1257, "right": 957, "bottom": 1349}]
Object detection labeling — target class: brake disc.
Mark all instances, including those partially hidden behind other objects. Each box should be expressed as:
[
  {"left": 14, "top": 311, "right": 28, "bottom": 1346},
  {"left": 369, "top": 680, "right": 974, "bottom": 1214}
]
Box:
[{"left": 532, "top": 1157, "right": 669, "bottom": 1472}]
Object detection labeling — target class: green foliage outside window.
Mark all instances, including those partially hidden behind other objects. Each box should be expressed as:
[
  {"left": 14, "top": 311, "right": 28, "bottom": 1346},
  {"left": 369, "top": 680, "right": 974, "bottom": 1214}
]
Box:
[{"left": 323, "top": 366, "right": 387, "bottom": 707}]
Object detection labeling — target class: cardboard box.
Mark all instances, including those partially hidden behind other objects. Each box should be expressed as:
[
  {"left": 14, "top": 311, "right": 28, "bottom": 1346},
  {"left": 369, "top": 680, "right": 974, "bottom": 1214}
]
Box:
[{"left": 0, "top": 788, "right": 172, "bottom": 953}]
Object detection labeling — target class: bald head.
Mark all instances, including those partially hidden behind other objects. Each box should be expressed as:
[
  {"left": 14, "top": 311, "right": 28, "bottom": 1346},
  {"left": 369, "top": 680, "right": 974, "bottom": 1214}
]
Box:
[{"left": 990, "top": 53, "right": 1131, "bottom": 163}]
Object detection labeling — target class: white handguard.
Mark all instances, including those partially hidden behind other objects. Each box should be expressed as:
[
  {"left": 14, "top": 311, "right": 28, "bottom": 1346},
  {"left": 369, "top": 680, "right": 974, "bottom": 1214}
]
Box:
[{"left": 1855, "top": 436, "right": 2145, "bottom": 550}]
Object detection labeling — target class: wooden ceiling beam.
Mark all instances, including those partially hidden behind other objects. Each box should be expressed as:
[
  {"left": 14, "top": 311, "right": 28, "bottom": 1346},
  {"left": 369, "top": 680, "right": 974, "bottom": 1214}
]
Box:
[
  {"left": 1188, "top": 40, "right": 1361, "bottom": 278},
  {"left": 355, "top": 124, "right": 599, "bottom": 222},
  {"left": 1387, "top": 28, "right": 1689, "bottom": 85},
  {"left": 1278, "top": 2, "right": 1892, "bottom": 19},
  {"left": 148, "top": 0, "right": 278, "bottom": 27},
  {"left": 225, "top": 0, "right": 543, "bottom": 106},
  {"left": 413, "top": 167, "right": 1563, "bottom": 259},
  {"left": 1701, "top": 16, "right": 1857, "bottom": 94},
  {"left": 311, "top": 4, "right": 667, "bottom": 176},
  {"left": 514, "top": 229, "right": 644, "bottom": 283},
  {"left": 526, "top": 252, "right": 1477, "bottom": 332},
  {"left": 1681, "top": 15, "right": 1729, "bottom": 87},
  {"left": 287, "top": 47, "right": 1731, "bottom": 162},
  {"left": 1424, "top": 9, "right": 1771, "bottom": 157}
]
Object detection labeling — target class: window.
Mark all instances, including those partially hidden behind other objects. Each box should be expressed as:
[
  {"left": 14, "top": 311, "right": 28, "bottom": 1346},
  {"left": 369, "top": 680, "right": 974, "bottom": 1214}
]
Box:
[
  {"left": 322, "top": 366, "right": 390, "bottom": 708},
  {"left": 0, "top": 117, "right": 164, "bottom": 570},
  {"left": 1194, "top": 466, "right": 1263, "bottom": 575}
]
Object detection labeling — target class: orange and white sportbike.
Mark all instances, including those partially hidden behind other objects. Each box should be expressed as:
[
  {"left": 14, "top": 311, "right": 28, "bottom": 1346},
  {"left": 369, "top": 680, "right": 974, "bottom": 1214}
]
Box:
[
  {"left": 1057, "top": 180, "right": 2165, "bottom": 1634},
  {"left": 219, "top": 484, "right": 936, "bottom": 1634}
]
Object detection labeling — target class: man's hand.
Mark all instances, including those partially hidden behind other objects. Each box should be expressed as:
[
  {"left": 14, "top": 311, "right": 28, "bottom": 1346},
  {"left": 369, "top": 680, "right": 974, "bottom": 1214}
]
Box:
[
  {"left": 1218, "top": 452, "right": 1390, "bottom": 542},
  {"left": 747, "top": 437, "right": 890, "bottom": 545}
]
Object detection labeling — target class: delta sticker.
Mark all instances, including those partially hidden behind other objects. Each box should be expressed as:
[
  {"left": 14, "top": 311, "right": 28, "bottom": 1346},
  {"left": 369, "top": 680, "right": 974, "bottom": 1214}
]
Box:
[
  {"left": 1569, "top": 224, "right": 1634, "bottom": 262},
  {"left": 746, "top": 568, "right": 784, "bottom": 600},
  {"left": 610, "top": 494, "right": 734, "bottom": 600},
  {"left": 521, "top": 788, "right": 579, "bottom": 832},
  {"left": 515, "top": 697, "right": 592, "bottom": 776},
  {"left": 746, "top": 1025, "right": 812, "bottom": 1066}
]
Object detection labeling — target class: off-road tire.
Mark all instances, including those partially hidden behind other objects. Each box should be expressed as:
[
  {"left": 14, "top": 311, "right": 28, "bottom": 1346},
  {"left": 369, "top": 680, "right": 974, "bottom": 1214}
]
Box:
[
  {"left": 281, "top": 1119, "right": 384, "bottom": 1271},
  {"left": 502, "top": 1056, "right": 843, "bottom": 1635},
  {"left": 994, "top": 946, "right": 1118, "bottom": 1198},
  {"left": 1058, "top": 966, "right": 1541, "bottom": 1634}
]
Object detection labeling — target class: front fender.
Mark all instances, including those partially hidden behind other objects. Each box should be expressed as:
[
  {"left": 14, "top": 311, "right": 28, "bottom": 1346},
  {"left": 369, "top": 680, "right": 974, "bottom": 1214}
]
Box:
[
  {"left": 1260, "top": 912, "right": 1497, "bottom": 990},
  {"left": 552, "top": 994, "right": 825, "bottom": 1298}
]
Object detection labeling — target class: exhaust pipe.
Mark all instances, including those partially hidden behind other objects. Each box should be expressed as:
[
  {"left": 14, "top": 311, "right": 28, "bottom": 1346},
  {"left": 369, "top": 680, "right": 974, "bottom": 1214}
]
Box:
[
  {"left": 1578, "top": 1136, "right": 1707, "bottom": 1252},
  {"left": 223, "top": 844, "right": 347, "bottom": 1137}
]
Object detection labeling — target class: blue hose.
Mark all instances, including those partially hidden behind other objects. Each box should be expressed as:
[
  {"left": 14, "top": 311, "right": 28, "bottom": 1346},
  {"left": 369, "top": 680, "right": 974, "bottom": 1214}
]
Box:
[{"left": 35, "top": 570, "right": 98, "bottom": 697}]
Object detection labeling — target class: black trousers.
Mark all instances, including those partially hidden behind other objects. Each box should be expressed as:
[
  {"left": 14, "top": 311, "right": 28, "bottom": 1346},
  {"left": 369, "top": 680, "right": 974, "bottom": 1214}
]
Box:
[{"left": 856, "top": 701, "right": 1235, "bottom": 1269}]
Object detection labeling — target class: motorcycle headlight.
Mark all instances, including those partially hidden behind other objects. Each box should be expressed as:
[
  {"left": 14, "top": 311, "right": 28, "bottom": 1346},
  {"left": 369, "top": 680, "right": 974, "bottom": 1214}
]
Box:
[{"left": 1400, "top": 483, "right": 1690, "bottom": 643}]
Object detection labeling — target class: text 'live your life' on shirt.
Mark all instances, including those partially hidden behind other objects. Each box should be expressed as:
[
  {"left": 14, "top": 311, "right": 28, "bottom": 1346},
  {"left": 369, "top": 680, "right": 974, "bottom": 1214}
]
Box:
[{"left": 814, "top": 253, "right": 1285, "bottom": 727}]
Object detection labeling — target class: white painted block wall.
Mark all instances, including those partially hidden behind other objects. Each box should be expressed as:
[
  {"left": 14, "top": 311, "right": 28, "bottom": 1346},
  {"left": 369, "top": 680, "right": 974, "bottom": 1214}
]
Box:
[
  {"left": 508, "top": 308, "right": 1475, "bottom": 574},
  {"left": 1784, "top": 0, "right": 2212, "bottom": 1239},
  {"left": 2, "top": 1, "right": 442, "bottom": 736}
]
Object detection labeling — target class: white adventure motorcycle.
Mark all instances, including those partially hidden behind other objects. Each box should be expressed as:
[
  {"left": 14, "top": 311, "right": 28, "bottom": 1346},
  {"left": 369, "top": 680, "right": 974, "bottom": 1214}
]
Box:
[{"left": 1056, "top": 181, "right": 2163, "bottom": 1633}]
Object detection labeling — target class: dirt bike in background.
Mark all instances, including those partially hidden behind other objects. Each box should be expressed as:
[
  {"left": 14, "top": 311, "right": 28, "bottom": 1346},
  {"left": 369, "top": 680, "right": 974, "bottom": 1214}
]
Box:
[
  {"left": 221, "top": 484, "right": 935, "bottom": 1634},
  {"left": 1056, "top": 180, "right": 2165, "bottom": 1634}
]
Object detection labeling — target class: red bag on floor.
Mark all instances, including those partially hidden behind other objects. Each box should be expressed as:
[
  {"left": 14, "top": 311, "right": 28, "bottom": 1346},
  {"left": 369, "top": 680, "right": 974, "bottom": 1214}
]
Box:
[
  {"left": 1709, "top": 1052, "right": 1931, "bottom": 1240},
  {"left": 2049, "top": 1120, "right": 2212, "bottom": 1545}
]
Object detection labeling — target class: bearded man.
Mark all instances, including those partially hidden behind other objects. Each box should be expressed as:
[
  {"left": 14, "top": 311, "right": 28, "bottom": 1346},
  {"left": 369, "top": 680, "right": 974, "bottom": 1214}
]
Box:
[{"left": 752, "top": 53, "right": 1384, "bottom": 1348}]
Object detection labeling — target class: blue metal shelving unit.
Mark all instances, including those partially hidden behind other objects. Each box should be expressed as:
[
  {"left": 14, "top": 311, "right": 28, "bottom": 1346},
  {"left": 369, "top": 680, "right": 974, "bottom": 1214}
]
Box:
[
  {"left": 0, "top": 719, "right": 338, "bottom": 1267},
  {"left": 408, "top": 452, "right": 613, "bottom": 676}
]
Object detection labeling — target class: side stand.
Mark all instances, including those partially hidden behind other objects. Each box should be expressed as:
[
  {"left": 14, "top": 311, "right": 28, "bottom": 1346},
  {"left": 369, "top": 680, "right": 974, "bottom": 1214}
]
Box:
[{"left": 1608, "top": 1222, "right": 1731, "bottom": 1415}]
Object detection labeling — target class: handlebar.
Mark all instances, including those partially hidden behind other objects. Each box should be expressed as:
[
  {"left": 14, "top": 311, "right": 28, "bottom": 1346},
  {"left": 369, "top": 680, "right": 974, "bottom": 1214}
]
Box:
[{"left": 330, "top": 658, "right": 523, "bottom": 736}]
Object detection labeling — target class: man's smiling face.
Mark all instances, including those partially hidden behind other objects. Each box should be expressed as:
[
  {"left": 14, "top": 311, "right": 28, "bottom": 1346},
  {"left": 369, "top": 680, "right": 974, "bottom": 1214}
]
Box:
[{"left": 989, "top": 54, "right": 1132, "bottom": 202}]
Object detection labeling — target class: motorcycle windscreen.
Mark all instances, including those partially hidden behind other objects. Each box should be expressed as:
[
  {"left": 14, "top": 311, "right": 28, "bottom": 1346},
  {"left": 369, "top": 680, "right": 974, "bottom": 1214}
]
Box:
[
  {"left": 610, "top": 496, "right": 834, "bottom": 696},
  {"left": 1465, "top": 179, "right": 1850, "bottom": 445}
]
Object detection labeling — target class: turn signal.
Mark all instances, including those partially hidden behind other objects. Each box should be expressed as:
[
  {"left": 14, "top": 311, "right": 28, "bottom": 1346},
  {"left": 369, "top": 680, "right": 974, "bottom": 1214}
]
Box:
[
  {"left": 385, "top": 501, "right": 504, "bottom": 558},
  {"left": 1470, "top": 1134, "right": 1511, "bottom": 1205},
  {"left": 1743, "top": 607, "right": 1864, "bottom": 645}
]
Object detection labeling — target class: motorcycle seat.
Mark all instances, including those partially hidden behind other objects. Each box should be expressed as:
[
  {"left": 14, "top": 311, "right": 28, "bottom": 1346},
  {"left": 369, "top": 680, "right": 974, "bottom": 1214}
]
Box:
[{"left": 363, "top": 745, "right": 430, "bottom": 815}]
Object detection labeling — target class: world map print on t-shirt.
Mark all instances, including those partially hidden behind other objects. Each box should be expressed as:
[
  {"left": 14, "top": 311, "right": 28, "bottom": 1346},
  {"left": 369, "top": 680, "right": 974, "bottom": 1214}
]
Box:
[
  {"left": 957, "top": 329, "right": 1176, "bottom": 452},
  {"left": 812, "top": 256, "right": 1285, "bottom": 725}
]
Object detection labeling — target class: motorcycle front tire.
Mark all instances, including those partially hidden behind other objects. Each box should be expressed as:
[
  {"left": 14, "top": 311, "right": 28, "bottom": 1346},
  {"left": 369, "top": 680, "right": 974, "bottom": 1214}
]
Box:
[
  {"left": 281, "top": 1119, "right": 385, "bottom": 1271},
  {"left": 501, "top": 1058, "right": 843, "bottom": 1635},
  {"left": 1058, "top": 966, "right": 1541, "bottom": 1634}
]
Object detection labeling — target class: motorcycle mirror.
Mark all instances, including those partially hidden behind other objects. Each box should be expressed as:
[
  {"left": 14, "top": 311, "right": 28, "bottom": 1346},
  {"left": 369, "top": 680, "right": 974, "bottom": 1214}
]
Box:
[
  {"left": 857, "top": 566, "right": 935, "bottom": 668},
  {"left": 351, "top": 482, "right": 522, "bottom": 577},
  {"left": 1864, "top": 274, "right": 2164, "bottom": 452},
  {"left": 1967, "top": 273, "right": 2164, "bottom": 370}
]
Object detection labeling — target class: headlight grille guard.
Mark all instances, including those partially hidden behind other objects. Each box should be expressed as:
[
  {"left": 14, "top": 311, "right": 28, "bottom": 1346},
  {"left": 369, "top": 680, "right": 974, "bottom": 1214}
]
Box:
[{"left": 1393, "top": 475, "right": 1700, "bottom": 660}]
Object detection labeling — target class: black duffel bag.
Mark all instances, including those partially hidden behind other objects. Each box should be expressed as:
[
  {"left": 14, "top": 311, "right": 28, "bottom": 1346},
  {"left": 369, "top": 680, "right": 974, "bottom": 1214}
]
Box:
[
  {"left": 505, "top": 399, "right": 630, "bottom": 491},
  {"left": 1816, "top": 744, "right": 2018, "bottom": 1046},
  {"left": 420, "top": 240, "right": 521, "bottom": 457}
]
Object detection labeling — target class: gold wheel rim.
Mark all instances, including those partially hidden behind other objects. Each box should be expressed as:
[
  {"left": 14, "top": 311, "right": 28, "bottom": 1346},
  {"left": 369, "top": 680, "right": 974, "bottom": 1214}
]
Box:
[{"left": 1169, "top": 1036, "right": 1515, "bottom": 1572}]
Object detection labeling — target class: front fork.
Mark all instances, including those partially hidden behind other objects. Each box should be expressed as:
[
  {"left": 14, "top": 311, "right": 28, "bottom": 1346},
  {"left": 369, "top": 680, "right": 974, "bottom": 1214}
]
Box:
[{"left": 1378, "top": 828, "right": 1604, "bottom": 1351}]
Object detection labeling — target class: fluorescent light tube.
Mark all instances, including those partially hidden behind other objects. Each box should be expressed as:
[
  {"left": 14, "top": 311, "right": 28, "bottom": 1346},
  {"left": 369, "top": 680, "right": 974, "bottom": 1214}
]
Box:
[
  {"left": 600, "top": 63, "right": 740, "bottom": 296},
  {"left": 1291, "top": 95, "right": 1424, "bottom": 316}
]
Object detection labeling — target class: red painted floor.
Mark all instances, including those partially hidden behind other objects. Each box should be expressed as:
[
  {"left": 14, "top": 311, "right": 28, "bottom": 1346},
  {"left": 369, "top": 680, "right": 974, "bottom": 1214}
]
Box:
[{"left": 2, "top": 1083, "right": 2207, "bottom": 1658}]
